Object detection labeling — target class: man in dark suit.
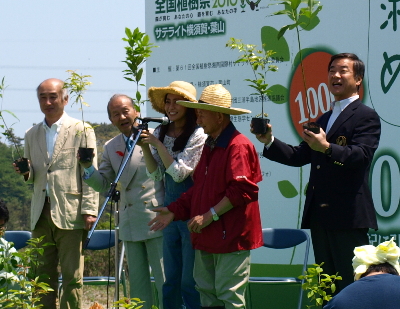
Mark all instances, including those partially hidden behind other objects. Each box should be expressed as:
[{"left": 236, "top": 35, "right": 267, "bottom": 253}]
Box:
[{"left": 254, "top": 53, "right": 381, "bottom": 291}]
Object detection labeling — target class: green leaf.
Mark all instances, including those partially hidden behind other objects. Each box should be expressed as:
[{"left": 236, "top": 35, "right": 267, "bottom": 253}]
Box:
[
  {"left": 298, "top": 14, "right": 321, "bottom": 31},
  {"left": 277, "top": 25, "right": 291, "bottom": 39},
  {"left": 277, "top": 180, "right": 299, "bottom": 198},
  {"left": 311, "top": 5, "right": 323, "bottom": 19},
  {"left": 290, "top": 0, "right": 301, "bottom": 9},
  {"left": 270, "top": 9, "right": 292, "bottom": 16},
  {"left": 136, "top": 68, "right": 143, "bottom": 82},
  {"left": 125, "top": 27, "right": 132, "bottom": 38},
  {"left": 136, "top": 91, "right": 142, "bottom": 103}
]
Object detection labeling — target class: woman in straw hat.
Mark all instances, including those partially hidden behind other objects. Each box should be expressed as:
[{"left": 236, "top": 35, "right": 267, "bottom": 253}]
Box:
[
  {"left": 324, "top": 237, "right": 400, "bottom": 309},
  {"left": 141, "top": 81, "right": 207, "bottom": 309}
]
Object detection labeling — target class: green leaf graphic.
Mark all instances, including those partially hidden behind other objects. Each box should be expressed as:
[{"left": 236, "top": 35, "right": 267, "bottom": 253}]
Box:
[
  {"left": 260, "top": 26, "right": 290, "bottom": 62},
  {"left": 292, "top": 48, "right": 318, "bottom": 67},
  {"left": 278, "top": 180, "right": 299, "bottom": 198},
  {"left": 267, "top": 84, "right": 288, "bottom": 104}
]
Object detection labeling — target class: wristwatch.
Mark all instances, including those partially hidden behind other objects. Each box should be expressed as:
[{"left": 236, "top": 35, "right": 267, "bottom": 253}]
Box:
[
  {"left": 210, "top": 207, "right": 219, "bottom": 221},
  {"left": 324, "top": 144, "right": 332, "bottom": 156}
]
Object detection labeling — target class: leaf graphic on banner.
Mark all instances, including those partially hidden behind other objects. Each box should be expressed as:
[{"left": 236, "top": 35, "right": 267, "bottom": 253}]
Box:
[
  {"left": 293, "top": 48, "right": 319, "bottom": 68},
  {"left": 260, "top": 26, "right": 290, "bottom": 62},
  {"left": 268, "top": 84, "right": 288, "bottom": 104},
  {"left": 304, "top": 182, "right": 308, "bottom": 196},
  {"left": 278, "top": 180, "right": 299, "bottom": 198}
]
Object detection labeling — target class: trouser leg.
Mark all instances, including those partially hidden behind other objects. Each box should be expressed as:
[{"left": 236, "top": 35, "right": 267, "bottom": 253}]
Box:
[
  {"left": 32, "top": 202, "right": 58, "bottom": 309},
  {"left": 57, "top": 228, "right": 86, "bottom": 309},
  {"left": 194, "top": 250, "right": 250, "bottom": 309},
  {"left": 310, "top": 209, "right": 369, "bottom": 292},
  {"left": 145, "top": 236, "right": 165, "bottom": 309},
  {"left": 125, "top": 240, "right": 155, "bottom": 309},
  {"left": 178, "top": 221, "right": 200, "bottom": 309},
  {"left": 162, "top": 222, "right": 184, "bottom": 309}
]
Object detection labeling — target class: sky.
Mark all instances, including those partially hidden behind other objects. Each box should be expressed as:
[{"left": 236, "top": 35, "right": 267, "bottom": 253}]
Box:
[{"left": 0, "top": 0, "right": 146, "bottom": 141}]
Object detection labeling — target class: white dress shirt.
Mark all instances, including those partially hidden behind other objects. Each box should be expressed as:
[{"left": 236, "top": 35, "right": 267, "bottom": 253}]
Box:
[
  {"left": 325, "top": 95, "right": 359, "bottom": 134},
  {"left": 42, "top": 113, "right": 65, "bottom": 194}
]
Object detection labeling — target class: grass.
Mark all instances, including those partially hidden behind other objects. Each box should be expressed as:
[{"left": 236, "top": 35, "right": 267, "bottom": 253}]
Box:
[{"left": 83, "top": 285, "right": 126, "bottom": 309}]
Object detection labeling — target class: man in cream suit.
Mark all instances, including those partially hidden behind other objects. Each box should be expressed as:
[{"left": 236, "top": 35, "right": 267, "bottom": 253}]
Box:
[
  {"left": 15, "top": 78, "right": 99, "bottom": 309},
  {"left": 80, "top": 94, "right": 165, "bottom": 309}
]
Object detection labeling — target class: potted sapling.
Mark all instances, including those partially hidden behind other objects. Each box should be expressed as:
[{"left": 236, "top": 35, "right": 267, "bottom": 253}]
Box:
[
  {"left": 63, "top": 70, "right": 95, "bottom": 163},
  {"left": 226, "top": 38, "right": 278, "bottom": 134},
  {"left": 0, "top": 76, "right": 29, "bottom": 173},
  {"left": 271, "top": 0, "right": 323, "bottom": 133}
]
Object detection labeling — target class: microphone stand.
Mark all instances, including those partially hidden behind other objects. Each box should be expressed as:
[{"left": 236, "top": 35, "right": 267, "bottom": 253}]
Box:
[
  {"left": 112, "top": 190, "right": 120, "bottom": 303},
  {"left": 83, "top": 121, "right": 148, "bottom": 306}
]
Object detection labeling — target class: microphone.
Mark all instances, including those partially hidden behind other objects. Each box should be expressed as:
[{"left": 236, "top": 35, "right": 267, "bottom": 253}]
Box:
[{"left": 138, "top": 117, "right": 170, "bottom": 125}]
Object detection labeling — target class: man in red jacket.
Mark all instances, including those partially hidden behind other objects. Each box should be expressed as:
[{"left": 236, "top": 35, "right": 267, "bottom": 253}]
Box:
[{"left": 148, "top": 84, "right": 263, "bottom": 309}]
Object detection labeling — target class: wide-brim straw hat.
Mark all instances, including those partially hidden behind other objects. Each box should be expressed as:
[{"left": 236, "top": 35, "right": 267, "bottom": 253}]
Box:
[
  {"left": 177, "top": 84, "right": 251, "bottom": 115},
  {"left": 148, "top": 81, "right": 197, "bottom": 114}
]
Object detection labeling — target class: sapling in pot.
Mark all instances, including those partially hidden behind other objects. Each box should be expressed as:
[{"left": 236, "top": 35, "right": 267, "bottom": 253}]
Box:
[
  {"left": 63, "top": 70, "right": 94, "bottom": 163},
  {"left": 0, "top": 77, "right": 29, "bottom": 173},
  {"left": 271, "top": 0, "right": 323, "bottom": 133},
  {"left": 226, "top": 38, "right": 278, "bottom": 134}
]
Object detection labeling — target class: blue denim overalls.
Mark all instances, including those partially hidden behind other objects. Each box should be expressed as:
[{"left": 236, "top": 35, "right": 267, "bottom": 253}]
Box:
[{"left": 162, "top": 173, "right": 200, "bottom": 309}]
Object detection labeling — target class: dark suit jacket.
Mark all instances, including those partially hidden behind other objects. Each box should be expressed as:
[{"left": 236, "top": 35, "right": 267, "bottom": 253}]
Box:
[{"left": 264, "top": 99, "right": 380, "bottom": 229}]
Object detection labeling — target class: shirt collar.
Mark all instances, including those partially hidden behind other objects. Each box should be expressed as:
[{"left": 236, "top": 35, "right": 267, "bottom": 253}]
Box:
[
  {"left": 205, "top": 121, "right": 236, "bottom": 149},
  {"left": 122, "top": 128, "right": 138, "bottom": 142},
  {"left": 42, "top": 112, "right": 65, "bottom": 131},
  {"left": 331, "top": 95, "right": 359, "bottom": 111}
]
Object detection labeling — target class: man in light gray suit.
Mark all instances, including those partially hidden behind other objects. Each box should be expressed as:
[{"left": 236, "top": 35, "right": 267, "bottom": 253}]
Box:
[
  {"left": 15, "top": 78, "right": 99, "bottom": 309},
  {"left": 79, "top": 94, "right": 165, "bottom": 309}
]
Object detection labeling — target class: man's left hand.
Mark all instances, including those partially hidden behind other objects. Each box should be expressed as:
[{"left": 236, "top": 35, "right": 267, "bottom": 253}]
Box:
[
  {"left": 187, "top": 211, "right": 213, "bottom": 233},
  {"left": 83, "top": 214, "right": 97, "bottom": 230},
  {"left": 302, "top": 127, "right": 330, "bottom": 153}
]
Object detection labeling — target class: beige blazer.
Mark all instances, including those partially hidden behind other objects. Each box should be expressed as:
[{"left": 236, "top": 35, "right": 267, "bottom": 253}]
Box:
[
  {"left": 24, "top": 114, "right": 99, "bottom": 230},
  {"left": 84, "top": 132, "right": 164, "bottom": 242}
]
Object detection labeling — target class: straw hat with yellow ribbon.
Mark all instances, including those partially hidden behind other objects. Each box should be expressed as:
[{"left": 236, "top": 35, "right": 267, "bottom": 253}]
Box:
[
  {"left": 148, "top": 81, "right": 197, "bottom": 114},
  {"left": 352, "top": 237, "right": 400, "bottom": 280},
  {"left": 177, "top": 84, "right": 251, "bottom": 115}
]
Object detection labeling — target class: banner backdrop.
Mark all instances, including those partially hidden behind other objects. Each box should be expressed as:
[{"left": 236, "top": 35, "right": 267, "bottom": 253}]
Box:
[{"left": 145, "top": 0, "right": 400, "bottom": 265}]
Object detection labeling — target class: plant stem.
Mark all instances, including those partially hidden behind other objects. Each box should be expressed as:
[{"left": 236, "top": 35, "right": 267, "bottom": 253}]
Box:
[
  {"left": 0, "top": 114, "right": 23, "bottom": 158},
  {"left": 81, "top": 101, "right": 87, "bottom": 148},
  {"left": 295, "top": 23, "right": 312, "bottom": 123}
]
